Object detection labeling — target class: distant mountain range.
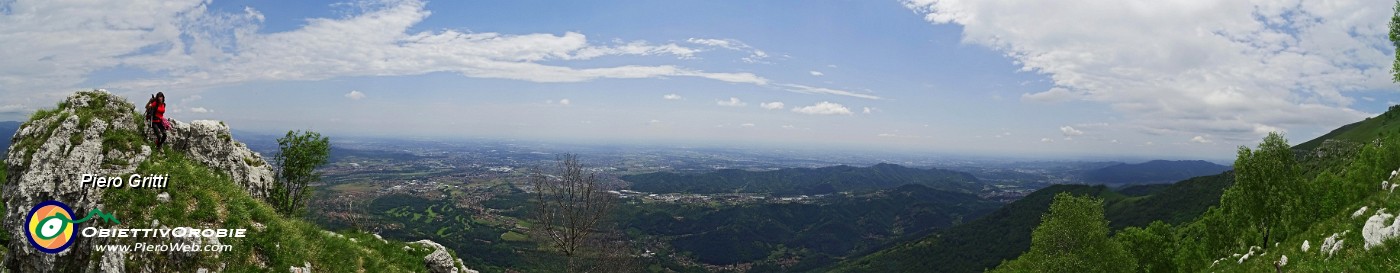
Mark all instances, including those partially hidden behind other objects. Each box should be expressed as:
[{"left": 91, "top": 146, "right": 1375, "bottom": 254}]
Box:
[
  {"left": 622, "top": 163, "right": 982, "bottom": 195},
  {"left": 1083, "top": 160, "right": 1231, "bottom": 185}
]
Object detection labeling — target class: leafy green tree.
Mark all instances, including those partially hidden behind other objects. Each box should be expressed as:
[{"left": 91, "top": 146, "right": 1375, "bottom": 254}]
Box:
[
  {"left": 1115, "top": 221, "right": 1176, "bottom": 273},
  {"left": 1391, "top": 0, "right": 1400, "bottom": 81},
  {"left": 1221, "top": 132, "right": 1302, "bottom": 249},
  {"left": 991, "top": 193, "right": 1135, "bottom": 273},
  {"left": 271, "top": 130, "right": 330, "bottom": 216}
]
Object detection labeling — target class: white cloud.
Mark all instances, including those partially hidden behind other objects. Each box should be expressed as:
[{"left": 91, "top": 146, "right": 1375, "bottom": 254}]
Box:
[
  {"left": 717, "top": 97, "right": 747, "bottom": 107},
  {"left": 760, "top": 101, "right": 785, "bottom": 110},
  {"left": 781, "top": 124, "right": 795, "bottom": 129},
  {"left": 740, "top": 123, "right": 756, "bottom": 128},
  {"left": 559, "top": 98, "right": 571, "bottom": 106},
  {"left": 779, "top": 84, "right": 881, "bottom": 100},
  {"left": 905, "top": 0, "right": 1390, "bottom": 142},
  {"left": 1191, "top": 136, "right": 1212, "bottom": 144},
  {"left": 686, "top": 38, "right": 770, "bottom": 63},
  {"left": 1041, "top": 138, "right": 1053, "bottom": 143},
  {"left": 1059, "top": 126, "right": 1084, "bottom": 136},
  {"left": 0, "top": 0, "right": 866, "bottom": 104},
  {"left": 663, "top": 93, "right": 683, "bottom": 100},
  {"left": 648, "top": 119, "right": 661, "bottom": 124},
  {"left": 1021, "top": 87, "right": 1075, "bottom": 103},
  {"left": 792, "top": 101, "right": 853, "bottom": 115},
  {"left": 810, "top": 71, "right": 824, "bottom": 76},
  {"left": 345, "top": 90, "right": 366, "bottom": 100},
  {"left": 862, "top": 107, "right": 876, "bottom": 114},
  {"left": 189, "top": 107, "right": 212, "bottom": 113}
]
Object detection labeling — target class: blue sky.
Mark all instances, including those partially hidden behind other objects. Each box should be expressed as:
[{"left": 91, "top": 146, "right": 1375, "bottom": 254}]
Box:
[{"left": 1, "top": 0, "right": 1397, "bottom": 161}]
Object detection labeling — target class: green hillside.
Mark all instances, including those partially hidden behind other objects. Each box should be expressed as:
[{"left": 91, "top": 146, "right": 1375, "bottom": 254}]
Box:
[
  {"left": 1294, "top": 105, "right": 1400, "bottom": 151},
  {"left": 977, "top": 131, "right": 1400, "bottom": 273},
  {"left": 829, "top": 171, "right": 1233, "bottom": 273},
  {"left": 619, "top": 184, "right": 1000, "bottom": 272}
]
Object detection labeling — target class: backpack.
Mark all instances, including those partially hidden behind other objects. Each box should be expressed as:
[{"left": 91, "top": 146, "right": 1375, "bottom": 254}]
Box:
[{"left": 144, "top": 95, "right": 157, "bottom": 122}]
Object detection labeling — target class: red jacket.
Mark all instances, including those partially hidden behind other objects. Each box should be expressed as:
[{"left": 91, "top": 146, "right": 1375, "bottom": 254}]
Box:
[{"left": 148, "top": 101, "right": 166, "bottom": 124}]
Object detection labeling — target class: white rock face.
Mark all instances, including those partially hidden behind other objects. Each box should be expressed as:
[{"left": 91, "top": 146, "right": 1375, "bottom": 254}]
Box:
[
  {"left": 414, "top": 240, "right": 479, "bottom": 273},
  {"left": 1321, "top": 231, "right": 1346, "bottom": 258},
  {"left": 1362, "top": 212, "right": 1400, "bottom": 250},
  {"left": 166, "top": 119, "right": 275, "bottom": 199},
  {"left": 3, "top": 90, "right": 149, "bottom": 272},
  {"left": 1353, "top": 206, "right": 1369, "bottom": 219},
  {"left": 1301, "top": 240, "right": 1310, "bottom": 252}
]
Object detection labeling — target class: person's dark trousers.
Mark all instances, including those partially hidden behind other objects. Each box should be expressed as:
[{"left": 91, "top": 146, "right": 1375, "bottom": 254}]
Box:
[{"left": 152, "top": 121, "right": 166, "bottom": 149}]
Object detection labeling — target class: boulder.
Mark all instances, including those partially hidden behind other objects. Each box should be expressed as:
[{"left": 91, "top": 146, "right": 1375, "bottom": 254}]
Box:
[{"left": 413, "top": 240, "right": 479, "bottom": 273}]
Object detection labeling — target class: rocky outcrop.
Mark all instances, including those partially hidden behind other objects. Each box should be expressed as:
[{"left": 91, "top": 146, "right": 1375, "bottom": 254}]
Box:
[
  {"left": 414, "top": 240, "right": 479, "bottom": 273},
  {"left": 165, "top": 119, "right": 274, "bottom": 199},
  {"left": 4, "top": 90, "right": 478, "bottom": 273},
  {"left": 4, "top": 90, "right": 150, "bottom": 272}
]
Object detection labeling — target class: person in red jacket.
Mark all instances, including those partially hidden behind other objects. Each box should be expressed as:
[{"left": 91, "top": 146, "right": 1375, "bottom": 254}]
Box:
[{"left": 146, "top": 92, "right": 167, "bottom": 149}]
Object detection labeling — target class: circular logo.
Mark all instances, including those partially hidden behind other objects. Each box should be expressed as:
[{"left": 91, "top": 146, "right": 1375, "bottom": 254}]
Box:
[{"left": 25, "top": 200, "right": 76, "bottom": 254}]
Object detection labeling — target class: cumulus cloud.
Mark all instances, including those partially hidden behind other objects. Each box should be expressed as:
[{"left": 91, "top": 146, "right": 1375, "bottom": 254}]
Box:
[
  {"left": 792, "top": 101, "right": 853, "bottom": 115},
  {"left": 717, "top": 97, "right": 747, "bottom": 107},
  {"left": 810, "top": 71, "right": 824, "bottom": 76},
  {"left": 559, "top": 98, "right": 571, "bottom": 106},
  {"left": 1041, "top": 138, "right": 1053, "bottom": 143},
  {"left": 1191, "top": 136, "right": 1212, "bottom": 144},
  {"left": 1060, "top": 126, "right": 1084, "bottom": 136},
  {"left": 904, "top": 0, "right": 1390, "bottom": 142},
  {"left": 760, "top": 101, "right": 785, "bottom": 110},
  {"left": 189, "top": 107, "right": 212, "bottom": 113},
  {"left": 862, "top": 107, "right": 876, "bottom": 114},
  {"left": 663, "top": 93, "right": 683, "bottom": 100},
  {"left": 345, "top": 90, "right": 366, "bottom": 100}
]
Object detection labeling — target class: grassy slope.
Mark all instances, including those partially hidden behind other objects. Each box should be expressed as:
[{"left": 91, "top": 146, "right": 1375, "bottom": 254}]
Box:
[
  {"left": 1209, "top": 176, "right": 1400, "bottom": 272},
  {"left": 1293, "top": 105, "right": 1400, "bottom": 151},
  {"left": 101, "top": 152, "right": 453, "bottom": 272}
]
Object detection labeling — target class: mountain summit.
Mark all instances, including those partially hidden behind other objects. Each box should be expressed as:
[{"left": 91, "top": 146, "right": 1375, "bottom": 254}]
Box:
[{"left": 2, "top": 90, "right": 476, "bottom": 273}]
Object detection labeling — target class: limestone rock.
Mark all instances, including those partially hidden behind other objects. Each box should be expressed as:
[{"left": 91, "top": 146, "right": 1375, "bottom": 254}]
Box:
[
  {"left": 288, "top": 261, "right": 312, "bottom": 273},
  {"left": 414, "top": 240, "right": 478, "bottom": 273},
  {"left": 165, "top": 119, "right": 275, "bottom": 200},
  {"left": 4, "top": 90, "right": 148, "bottom": 272}
]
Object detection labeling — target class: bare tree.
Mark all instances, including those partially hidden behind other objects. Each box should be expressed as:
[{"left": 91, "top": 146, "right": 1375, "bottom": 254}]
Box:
[{"left": 529, "top": 154, "right": 631, "bottom": 273}]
